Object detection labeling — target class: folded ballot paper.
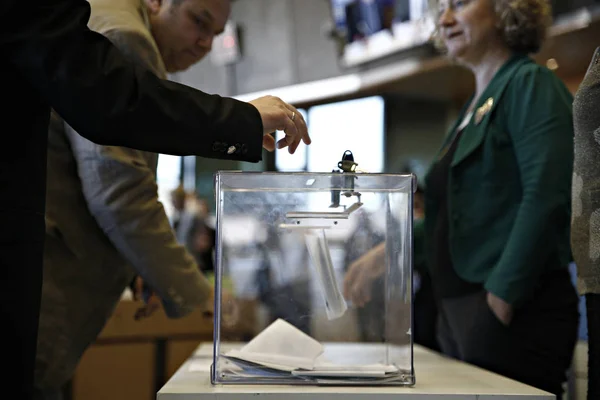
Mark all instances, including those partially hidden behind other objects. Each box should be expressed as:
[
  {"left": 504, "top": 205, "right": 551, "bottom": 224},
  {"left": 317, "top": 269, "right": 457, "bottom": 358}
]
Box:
[
  {"left": 304, "top": 229, "right": 348, "bottom": 320},
  {"left": 223, "top": 319, "right": 399, "bottom": 382}
]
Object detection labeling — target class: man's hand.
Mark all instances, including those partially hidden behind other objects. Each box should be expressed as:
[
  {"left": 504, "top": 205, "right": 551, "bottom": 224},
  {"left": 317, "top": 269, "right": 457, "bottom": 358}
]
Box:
[
  {"left": 486, "top": 291, "right": 513, "bottom": 326},
  {"left": 200, "top": 286, "right": 215, "bottom": 317},
  {"left": 249, "top": 96, "right": 311, "bottom": 154},
  {"left": 132, "top": 276, "right": 161, "bottom": 320},
  {"left": 342, "top": 243, "right": 386, "bottom": 307},
  {"left": 200, "top": 287, "right": 239, "bottom": 328}
]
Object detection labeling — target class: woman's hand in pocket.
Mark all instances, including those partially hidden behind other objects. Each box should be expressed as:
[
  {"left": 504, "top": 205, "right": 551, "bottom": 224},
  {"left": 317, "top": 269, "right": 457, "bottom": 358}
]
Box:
[{"left": 486, "top": 291, "right": 514, "bottom": 326}]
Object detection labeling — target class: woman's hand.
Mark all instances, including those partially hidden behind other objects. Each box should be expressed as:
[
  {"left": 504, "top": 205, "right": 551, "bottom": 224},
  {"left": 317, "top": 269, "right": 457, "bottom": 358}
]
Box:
[
  {"left": 343, "top": 243, "right": 386, "bottom": 307},
  {"left": 486, "top": 291, "right": 513, "bottom": 326},
  {"left": 133, "top": 276, "right": 161, "bottom": 320}
]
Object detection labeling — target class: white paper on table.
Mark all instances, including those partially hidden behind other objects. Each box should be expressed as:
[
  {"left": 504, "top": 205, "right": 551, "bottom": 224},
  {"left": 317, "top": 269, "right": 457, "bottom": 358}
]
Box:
[
  {"left": 225, "top": 350, "right": 313, "bottom": 371},
  {"left": 291, "top": 369, "right": 386, "bottom": 378},
  {"left": 311, "top": 375, "right": 406, "bottom": 385},
  {"left": 291, "top": 362, "right": 400, "bottom": 378},
  {"left": 313, "top": 356, "right": 399, "bottom": 373},
  {"left": 224, "top": 319, "right": 323, "bottom": 371},
  {"left": 222, "top": 356, "right": 294, "bottom": 377}
]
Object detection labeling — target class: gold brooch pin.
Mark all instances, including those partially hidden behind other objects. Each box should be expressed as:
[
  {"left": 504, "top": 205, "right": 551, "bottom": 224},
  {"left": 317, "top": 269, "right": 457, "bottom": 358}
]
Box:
[{"left": 474, "top": 97, "right": 494, "bottom": 125}]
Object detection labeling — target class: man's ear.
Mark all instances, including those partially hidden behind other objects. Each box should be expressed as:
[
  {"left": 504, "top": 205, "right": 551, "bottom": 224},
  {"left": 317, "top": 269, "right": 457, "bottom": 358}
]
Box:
[{"left": 144, "top": 0, "right": 163, "bottom": 15}]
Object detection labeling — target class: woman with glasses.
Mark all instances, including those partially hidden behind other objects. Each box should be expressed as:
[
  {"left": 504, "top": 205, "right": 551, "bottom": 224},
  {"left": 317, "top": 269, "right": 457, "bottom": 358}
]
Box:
[{"left": 345, "top": 0, "right": 579, "bottom": 396}]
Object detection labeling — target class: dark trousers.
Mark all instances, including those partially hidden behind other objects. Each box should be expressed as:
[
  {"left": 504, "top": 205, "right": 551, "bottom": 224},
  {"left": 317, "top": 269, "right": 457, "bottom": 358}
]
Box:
[
  {"left": 1, "top": 240, "right": 44, "bottom": 400},
  {"left": 33, "top": 388, "right": 63, "bottom": 400},
  {"left": 414, "top": 271, "right": 440, "bottom": 352},
  {"left": 437, "top": 269, "right": 579, "bottom": 399},
  {"left": 586, "top": 293, "right": 600, "bottom": 400}
]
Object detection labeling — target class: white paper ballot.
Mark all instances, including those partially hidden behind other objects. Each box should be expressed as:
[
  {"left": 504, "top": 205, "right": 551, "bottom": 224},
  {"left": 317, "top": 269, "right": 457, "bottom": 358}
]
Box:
[
  {"left": 222, "top": 319, "right": 402, "bottom": 382},
  {"left": 241, "top": 318, "right": 323, "bottom": 359},
  {"left": 225, "top": 319, "right": 323, "bottom": 370},
  {"left": 304, "top": 229, "right": 348, "bottom": 320},
  {"left": 291, "top": 369, "right": 386, "bottom": 378},
  {"left": 225, "top": 350, "right": 314, "bottom": 371},
  {"left": 313, "top": 356, "right": 399, "bottom": 373}
]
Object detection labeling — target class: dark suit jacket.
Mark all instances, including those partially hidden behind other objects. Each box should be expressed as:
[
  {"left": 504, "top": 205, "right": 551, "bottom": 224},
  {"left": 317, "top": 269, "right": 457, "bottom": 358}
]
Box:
[
  {"left": 424, "top": 53, "right": 574, "bottom": 307},
  {"left": 1, "top": 1, "right": 263, "bottom": 397},
  {"left": 36, "top": 0, "right": 227, "bottom": 389},
  {"left": 1, "top": 0, "right": 265, "bottom": 216}
]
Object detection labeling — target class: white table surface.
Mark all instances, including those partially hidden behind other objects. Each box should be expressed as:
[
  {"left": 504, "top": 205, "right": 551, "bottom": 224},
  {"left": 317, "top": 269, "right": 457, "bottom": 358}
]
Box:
[{"left": 157, "top": 342, "right": 554, "bottom": 400}]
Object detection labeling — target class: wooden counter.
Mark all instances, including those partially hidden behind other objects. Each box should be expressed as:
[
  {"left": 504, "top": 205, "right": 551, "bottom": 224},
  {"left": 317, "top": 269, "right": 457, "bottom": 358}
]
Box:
[{"left": 69, "top": 299, "right": 257, "bottom": 400}]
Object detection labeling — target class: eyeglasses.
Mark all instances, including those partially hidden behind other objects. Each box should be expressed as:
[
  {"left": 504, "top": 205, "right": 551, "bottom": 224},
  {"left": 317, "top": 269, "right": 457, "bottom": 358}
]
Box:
[{"left": 437, "top": 0, "right": 474, "bottom": 18}]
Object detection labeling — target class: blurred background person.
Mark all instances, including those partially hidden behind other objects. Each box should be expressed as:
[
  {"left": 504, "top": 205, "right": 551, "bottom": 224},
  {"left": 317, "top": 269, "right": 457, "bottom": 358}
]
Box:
[
  {"left": 345, "top": 1, "right": 365, "bottom": 43},
  {"left": 190, "top": 219, "right": 216, "bottom": 273},
  {"left": 377, "top": 0, "right": 396, "bottom": 31},
  {"left": 343, "top": 209, "right": 385, "bottom": 342},
  {"left": 254, "top": 225, "right": 313, "bottom": 335},
  {"left": 394, "top": 0, "right": 411, "bottom": 22},
  {"left": 171, "top": 185, "right": 199, "bottom": 245},
  {"left": 357, "top": 0, "right": 384, "bottom": 37},
  {"left": 345, "top": 0, "right": 579, "bottom": 396},
  {"left": 571, "top": 46, "right": 600, "bottom": 400},
  {"left": 170, "top": 188, "right": 216, "bottom": 273},
  {"left": 187, "top": 195, "right": 217, "bottom": 273}
]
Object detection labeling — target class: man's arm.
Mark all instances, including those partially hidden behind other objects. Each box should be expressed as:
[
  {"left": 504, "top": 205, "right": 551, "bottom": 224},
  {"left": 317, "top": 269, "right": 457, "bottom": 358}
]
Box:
[
  {"left": 1, "top": 0, "right": 307, "bottom": 159},
  {"left": 67, "top": 129, "right": 212, "bottom": 317},
  {"left": 62, "top": 28, "right": 215, "bottom": 317}
]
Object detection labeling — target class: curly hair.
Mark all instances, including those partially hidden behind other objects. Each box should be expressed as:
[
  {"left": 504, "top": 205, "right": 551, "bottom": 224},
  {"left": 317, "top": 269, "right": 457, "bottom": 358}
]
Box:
[{"left": 432, "top": 0, "right": 552, "bottom": 54}]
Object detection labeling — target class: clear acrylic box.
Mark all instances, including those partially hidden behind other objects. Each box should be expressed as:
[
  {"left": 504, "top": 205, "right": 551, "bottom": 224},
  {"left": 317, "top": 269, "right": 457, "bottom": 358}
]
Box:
[{"left": 211, "top": 171, "right": 415, "bottom": 386}]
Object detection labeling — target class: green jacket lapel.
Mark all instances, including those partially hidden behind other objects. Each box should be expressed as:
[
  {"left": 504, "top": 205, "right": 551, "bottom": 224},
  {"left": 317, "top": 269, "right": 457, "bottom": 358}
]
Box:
[
  {"left": 451, "top": 54, "right": 531, "bottom": 167},
  {"left": 430, "top": 96, "right": 473, "bottom": 165}
]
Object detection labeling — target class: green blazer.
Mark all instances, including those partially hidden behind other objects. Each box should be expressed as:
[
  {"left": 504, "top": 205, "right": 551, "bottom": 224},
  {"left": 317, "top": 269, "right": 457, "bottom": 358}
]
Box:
[{"left": 423, "top": 53, "right": 574, "bottom": 307}]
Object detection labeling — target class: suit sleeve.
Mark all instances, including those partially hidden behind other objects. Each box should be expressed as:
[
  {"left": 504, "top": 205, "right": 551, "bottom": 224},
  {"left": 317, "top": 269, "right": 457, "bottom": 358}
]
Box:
[
  {"left": 1, "top": 0, "right": 263, "bottom": 161},
  {"left": 63, "top": 29, "right": 212, "bottom": 318},
  {"left": 67, "top": 130, "right": 212, "bottom": 318},
  {"left": 484, "top": 66, "right": 574, "bottom": 307}
]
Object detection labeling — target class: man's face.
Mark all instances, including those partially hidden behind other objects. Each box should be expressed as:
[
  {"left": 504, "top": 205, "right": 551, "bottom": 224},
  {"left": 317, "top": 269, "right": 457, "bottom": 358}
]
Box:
[{"left": 146, "top": 0, "right": 230, "bottom": 73}]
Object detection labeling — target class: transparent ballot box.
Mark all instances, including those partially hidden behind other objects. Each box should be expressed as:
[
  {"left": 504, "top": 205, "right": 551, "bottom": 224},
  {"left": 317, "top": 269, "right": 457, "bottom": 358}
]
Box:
[{"left": 211, "top": 171, "right": 415, "bottom": 386}]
